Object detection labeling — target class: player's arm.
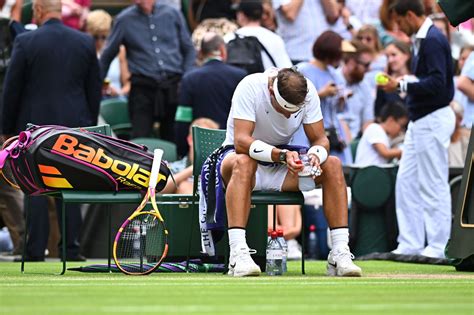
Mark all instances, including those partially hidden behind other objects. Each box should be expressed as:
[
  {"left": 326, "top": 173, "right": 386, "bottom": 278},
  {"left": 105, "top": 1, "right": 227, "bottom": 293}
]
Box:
[
  {"left": 234, "top": 118, "right": 283, "bottom": 163},
  {"left": 234, "top": 118, "right": 302, "bottom": 173},
  {"left": 303, "top": 120, "right": 330, "bottom": 172},
  {"left": 304, "top": 120, "right": 330, "bottom": 153}
]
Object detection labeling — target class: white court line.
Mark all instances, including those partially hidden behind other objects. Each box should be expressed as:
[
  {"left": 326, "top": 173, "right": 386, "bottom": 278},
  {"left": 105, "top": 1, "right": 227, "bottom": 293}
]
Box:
[{"left": 1, "top": 280, "right": 471, "bottom": 287}]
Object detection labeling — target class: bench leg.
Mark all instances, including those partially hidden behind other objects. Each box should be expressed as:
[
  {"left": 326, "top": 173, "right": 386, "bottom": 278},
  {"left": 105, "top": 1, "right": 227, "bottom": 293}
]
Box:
[
  {"left": 185, "top": 202, "right": 197, "bottom": 272},
  {"left": 60, "top": 202, "right": 66, "bottom": 275},
  {"left": 300, "top": 204, "right": 305, "bottom": 275},
  {"left": 21, "top": 196, "right": 29, "bottom": 274},
  {"left": 107, "top": 204, "right": 111, "bottom": 273}
]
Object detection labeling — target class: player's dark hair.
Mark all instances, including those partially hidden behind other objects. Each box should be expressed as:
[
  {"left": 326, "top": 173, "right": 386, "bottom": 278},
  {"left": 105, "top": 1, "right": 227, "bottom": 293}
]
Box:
[{"left": 277, "top": 67, "right": 308, "bottom": 106}]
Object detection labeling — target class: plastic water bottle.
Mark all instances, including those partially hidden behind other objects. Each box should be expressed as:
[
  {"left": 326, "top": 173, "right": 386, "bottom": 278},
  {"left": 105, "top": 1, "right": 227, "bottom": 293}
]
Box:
[
  {"left": 266, "top": 231, "right": 283, "bottom": 275},
  {"left": 267, "top": 229, "right": 272, "bottom": 245},
  {"left": 298, "top": 152, "right": 312, "bottom": 177},
  {"left": 277, "top": 229, "right": 288, "bottom": 273},
  {"left": 308, "top": 224, "right": 318, "bottom": 259}
]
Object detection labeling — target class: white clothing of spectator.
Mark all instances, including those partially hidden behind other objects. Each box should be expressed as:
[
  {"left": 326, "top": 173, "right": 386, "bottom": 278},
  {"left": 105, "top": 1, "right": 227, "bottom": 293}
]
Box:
[
  {"left": 345, "top": 0, "right": 382, "bottom": 25},
  {"left": 273, "top": 0, "right": 340, "bottom": 63},
  {"left": 226, "top": 0, "right": 292, "bottom": 70},
  {"left": 457, "top": 51, "right": 474, "bottom": 128},
  {"left": 354, "top": 102, "right": 408, "bottom": 166}
]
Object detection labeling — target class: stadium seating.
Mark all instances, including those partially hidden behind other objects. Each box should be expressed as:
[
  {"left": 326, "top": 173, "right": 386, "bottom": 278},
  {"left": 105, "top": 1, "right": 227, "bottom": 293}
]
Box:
[
  {"left": 130, "top": 137, "right": 178, "bottom": 162},
  {"left": 99, "top": 98, "right": 132, "bottom": 139},
  {"left": 191, "top": 126, "right": 307, "bottom": 273},
  {"left": 348, "top": 165, "right": 398, "bottom": 256}
]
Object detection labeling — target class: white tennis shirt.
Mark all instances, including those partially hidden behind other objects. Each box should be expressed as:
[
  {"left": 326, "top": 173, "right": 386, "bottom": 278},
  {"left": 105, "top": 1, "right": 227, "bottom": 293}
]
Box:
[{"left": 223, "top": 71, "right": 323, "bottom": 146}]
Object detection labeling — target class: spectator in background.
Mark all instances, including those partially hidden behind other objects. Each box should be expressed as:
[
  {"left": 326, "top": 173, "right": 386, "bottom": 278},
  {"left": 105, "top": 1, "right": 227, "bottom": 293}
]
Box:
[
  {"left": 337, "top": 40, "right": 375, "bottom": 141},
  {"left": 0, "top": 175, "right": 24, "bottom": 256},
  {"left": 186, "top": 0, "right": 236, "bottom": 31},
  {"left": 273, "top": 0, "right": 340, "bottom": 64},
  {"left": 0, "top": 0, "right": 25, "bottom": 257},
  {"left": 448, "top": 101, "right": 470, "bottom": 167},
  {"left": 162, "top": 118, "right": 219, "bottom": 194},
  {"left": 175, "top": 32, "right": 246, "bottom": 156},
  {"left": 99, "top": 0, "right": 196, "bottom": 141},
  {"left": 1, "top": 0, "right": 101, "bottom": 261},
  {"left": 191, "top": 17, "right": 238, "bottom": 53},
  {"left": 61, "top": 0, "right": 90, "bottom": 30},
  {"left": 226, "top": 0, "right": 292, "bottom": 70},
  {"left": 380, "top": 0, "right": 455, "bottom": 259},
  {"left": 374, "top": 40, "right": 411, "bottom": 117},
  {"left": 261, "top": 0, "right": 277, "bottom": 32},
  {"left": 376, "top": 0, "right": 410, "bottom": 46},
  {"left": 356, "top": 25, "right": 387, "bottom": 91},
  {"left": 431, "top": 12, "right": 451, "bottom": 43},
  {"left": 456, "top": 50, "right": 474, "bottom": 128},
  {"left": 85, "top": 10, "right": 130, "bottom": 99},
  {"left": 293, "top": 31, "right": 355, "bottom": 164},
  {"left": 0, "top": 0, "right": 23, "bottom": 21},
  {"left": 345, "top": 0, "right": 382, "bottom": 25},
  {"left": 453, "top": 46, "right": 474, "bottom": 128},
  {"left": 355, "top": 101, "right": 408, "bottom": 165}
]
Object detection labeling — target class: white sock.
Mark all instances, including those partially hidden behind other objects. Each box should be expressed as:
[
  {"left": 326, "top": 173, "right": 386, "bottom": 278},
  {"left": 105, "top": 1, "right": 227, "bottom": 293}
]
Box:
[
  {"left": 330, "top": 228, "right": 349, "bottom": 251},
  {"left": 228, "top": 228, "right": 247, "bottom": 250}
]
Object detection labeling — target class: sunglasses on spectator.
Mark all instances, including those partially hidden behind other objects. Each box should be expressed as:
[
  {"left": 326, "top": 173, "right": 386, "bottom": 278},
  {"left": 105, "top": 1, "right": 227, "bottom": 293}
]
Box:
[
  {"left": 356, "top": 36, "right": 373, "bottom": 42},
  {"left": 356, "top": 59, "right": 371, "bottom": 69},
  {"left": 93, "top": 35, "right": 107, "bottom": 41}
]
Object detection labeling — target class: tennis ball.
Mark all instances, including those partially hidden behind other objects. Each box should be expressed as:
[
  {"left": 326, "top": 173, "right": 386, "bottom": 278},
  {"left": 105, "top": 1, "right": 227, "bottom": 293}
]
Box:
[{"left": 375, "top": 73, "right": 389, "bottom": 85}]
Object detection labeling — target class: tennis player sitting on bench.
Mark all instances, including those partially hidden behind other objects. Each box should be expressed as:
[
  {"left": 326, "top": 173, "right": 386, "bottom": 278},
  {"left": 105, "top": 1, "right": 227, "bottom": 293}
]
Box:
[{"left": 220, "top": 67, "right": 362, "bottom": 277}]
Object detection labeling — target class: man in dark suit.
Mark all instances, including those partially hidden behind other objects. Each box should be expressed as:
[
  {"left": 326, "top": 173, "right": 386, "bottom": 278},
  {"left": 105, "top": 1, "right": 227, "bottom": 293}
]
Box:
[
  {"left": 175, "top": 32, "right": 246, "bottom": 155},
  {"left": 380, "top": 0, "right": 455, "bottom": 258},
  {"left": 0, "top": 0, "right": 102, "bottom": 261}
]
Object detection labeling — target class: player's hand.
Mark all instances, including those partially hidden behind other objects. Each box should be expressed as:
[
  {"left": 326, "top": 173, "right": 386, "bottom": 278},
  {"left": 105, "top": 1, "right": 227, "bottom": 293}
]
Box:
[
  {"left": 285, "top": 151, "right": 304, "bottom": 175},
  {"left": 307, "top": 153, "right": 323, "bottom": 179}
]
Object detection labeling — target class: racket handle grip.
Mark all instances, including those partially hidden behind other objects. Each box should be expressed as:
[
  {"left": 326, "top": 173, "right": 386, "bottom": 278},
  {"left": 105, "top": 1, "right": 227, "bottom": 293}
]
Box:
[{"left": 149, "top": 149, "right": 164, "bottom": 189}]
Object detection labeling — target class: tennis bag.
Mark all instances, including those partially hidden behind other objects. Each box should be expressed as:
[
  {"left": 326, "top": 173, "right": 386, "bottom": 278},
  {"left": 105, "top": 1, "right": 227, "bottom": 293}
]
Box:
[{"left": 0, "top": 125, "right": 170, "bottom": 195}]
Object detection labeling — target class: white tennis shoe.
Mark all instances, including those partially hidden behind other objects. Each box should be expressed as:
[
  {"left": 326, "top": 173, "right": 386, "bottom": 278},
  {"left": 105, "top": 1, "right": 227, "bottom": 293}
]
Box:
[
  {"left": 327, "top": 246, "right": 362, "bottom": 277},
  {"left": 228, "top": 246, "right": 261, "bottom": 277}
]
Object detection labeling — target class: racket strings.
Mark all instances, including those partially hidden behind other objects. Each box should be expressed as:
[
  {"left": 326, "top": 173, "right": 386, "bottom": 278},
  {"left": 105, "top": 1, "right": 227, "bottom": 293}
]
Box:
[{"left": 115, "top": 213, "right": 166, "bottom": 274}]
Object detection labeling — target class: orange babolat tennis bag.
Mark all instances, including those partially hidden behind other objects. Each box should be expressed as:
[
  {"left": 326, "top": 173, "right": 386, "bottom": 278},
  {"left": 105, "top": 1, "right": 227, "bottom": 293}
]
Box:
[{"left": 0, "top": 125, "right": 170, "bottom": 195}]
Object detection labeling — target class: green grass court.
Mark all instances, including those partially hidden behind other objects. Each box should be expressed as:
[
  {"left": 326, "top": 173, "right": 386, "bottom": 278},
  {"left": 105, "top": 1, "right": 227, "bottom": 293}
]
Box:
[{"left": 1, "top": 260, "right": 473, "bottom": 315}]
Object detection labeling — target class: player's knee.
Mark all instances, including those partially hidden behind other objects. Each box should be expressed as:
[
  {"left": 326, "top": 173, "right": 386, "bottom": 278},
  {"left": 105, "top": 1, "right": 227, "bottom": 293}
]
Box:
[
  {"left": 323, "top": 156, "right": 344, "bottom": 182},
  {"left": 233, "top": 154, "right": 257, "bottom": 178}
]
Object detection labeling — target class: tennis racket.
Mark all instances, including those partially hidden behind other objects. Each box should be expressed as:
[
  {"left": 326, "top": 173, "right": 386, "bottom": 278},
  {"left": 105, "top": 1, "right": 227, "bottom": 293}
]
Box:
[{"left": 113, "top": 148, "right": 169, "bottom": 275}]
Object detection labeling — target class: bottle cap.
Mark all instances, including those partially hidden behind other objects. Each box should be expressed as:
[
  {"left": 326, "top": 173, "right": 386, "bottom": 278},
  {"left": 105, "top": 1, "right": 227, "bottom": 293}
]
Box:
[
  {"left": 277, "top": 229, "right": 284, "bottom": 237},
  {"left": 309, "top": 224, "right": 316, "bottom": 232},
  {"left": 271, "top": 231, "right": 278, "bottom": 239}
]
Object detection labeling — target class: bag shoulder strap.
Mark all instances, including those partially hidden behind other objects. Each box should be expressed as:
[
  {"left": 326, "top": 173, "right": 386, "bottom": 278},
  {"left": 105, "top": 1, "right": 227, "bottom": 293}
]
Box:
[{"left": 233, "top": 33, "right": 277, "bottom": 67}]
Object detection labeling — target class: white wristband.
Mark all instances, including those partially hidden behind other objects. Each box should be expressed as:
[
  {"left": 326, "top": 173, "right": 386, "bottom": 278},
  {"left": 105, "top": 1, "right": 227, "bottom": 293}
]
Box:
[
  {"left": 249, "top": 140, "right": 275, "bottom": 162},
  {"left": 308, "top": 145, "right": 328, "bottom": 164}
]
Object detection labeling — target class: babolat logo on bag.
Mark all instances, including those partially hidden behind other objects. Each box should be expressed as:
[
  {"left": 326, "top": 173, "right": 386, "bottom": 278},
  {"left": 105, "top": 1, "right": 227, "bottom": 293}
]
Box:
[{"left": 0, "top": 125, "right": 170, "bottom": 195}]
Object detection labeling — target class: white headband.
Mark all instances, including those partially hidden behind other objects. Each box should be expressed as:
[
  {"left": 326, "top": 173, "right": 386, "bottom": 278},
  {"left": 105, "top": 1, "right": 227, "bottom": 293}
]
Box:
[{"left": 272, "top": 78, "right": 302, "bottom": 113}]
